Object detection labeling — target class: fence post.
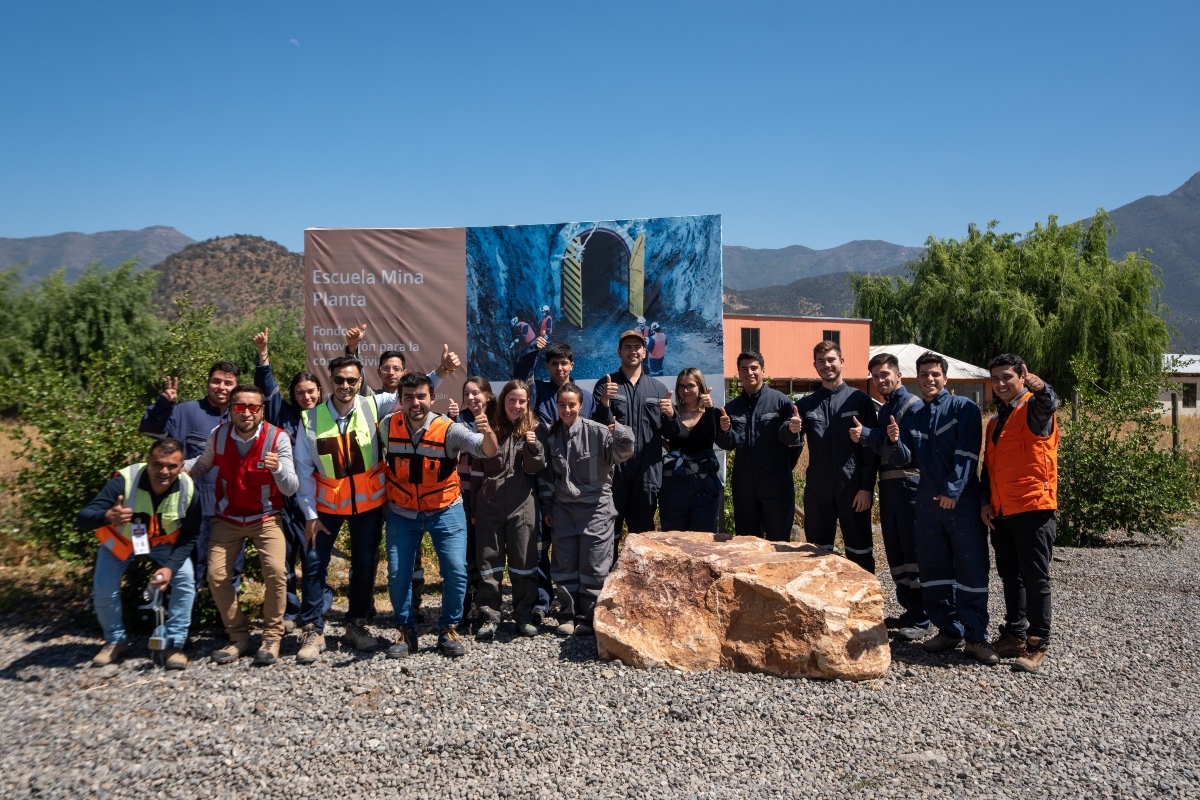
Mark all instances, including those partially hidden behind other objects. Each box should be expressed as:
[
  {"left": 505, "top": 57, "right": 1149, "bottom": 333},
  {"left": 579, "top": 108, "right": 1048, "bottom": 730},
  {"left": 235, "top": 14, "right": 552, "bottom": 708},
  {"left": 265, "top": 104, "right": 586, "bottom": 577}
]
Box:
[
  {"left": 1071, "top": 391, "right": 1079, "bottom": 423},
  {"left": 1172, "top": 391, "right": 1181, "bottom": 452}
]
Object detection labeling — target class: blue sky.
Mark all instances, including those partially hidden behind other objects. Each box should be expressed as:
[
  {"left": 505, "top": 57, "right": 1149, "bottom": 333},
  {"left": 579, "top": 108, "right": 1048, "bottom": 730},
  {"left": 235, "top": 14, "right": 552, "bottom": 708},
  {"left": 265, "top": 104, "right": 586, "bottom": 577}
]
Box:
[{"left": 1, "top": 1, "right": 1197, "bottom": 252}]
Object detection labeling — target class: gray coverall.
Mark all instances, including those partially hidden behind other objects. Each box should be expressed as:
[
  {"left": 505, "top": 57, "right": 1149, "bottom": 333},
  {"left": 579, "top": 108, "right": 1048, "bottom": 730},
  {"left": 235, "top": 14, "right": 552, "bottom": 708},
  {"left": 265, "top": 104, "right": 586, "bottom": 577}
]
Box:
[
  {"left": 472, "top": 431, "right": 546, "bottom": 626},
  {"left": 539, "top": 418, "right": 635, "bottom": 623}
]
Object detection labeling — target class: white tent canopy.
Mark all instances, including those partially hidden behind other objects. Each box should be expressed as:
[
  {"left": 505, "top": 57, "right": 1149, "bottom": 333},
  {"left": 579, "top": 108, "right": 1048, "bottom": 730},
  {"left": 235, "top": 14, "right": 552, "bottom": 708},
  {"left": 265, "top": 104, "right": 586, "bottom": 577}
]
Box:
[{"left": 869, "top": 344, "right": 988, "bottom": 379}]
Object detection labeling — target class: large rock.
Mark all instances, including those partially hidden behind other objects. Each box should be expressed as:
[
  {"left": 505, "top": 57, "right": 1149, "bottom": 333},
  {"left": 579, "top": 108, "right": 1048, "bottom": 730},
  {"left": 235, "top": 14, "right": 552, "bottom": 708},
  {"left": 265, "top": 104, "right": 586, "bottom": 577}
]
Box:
[{"left": 594, "top": 531, "right": 890, "bottom": 681}]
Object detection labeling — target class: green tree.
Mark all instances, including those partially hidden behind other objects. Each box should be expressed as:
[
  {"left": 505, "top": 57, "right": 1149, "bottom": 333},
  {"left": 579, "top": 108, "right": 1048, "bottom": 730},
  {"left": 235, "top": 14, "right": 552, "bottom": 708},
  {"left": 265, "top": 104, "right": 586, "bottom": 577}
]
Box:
[
  {"left": 851, "top": 212, "right": 1170, "bottom": 390},
  {"left": 210, "top": 305, "right": 307, "bottom": 381}
]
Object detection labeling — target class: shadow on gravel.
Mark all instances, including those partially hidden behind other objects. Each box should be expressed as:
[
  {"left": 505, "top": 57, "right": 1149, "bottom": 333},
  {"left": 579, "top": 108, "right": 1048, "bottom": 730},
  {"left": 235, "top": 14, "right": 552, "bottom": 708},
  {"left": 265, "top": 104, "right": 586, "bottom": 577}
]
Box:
[
  {"left": 557, "top": 636, "right": 600, "bottom": 664},
  {"left": 0, "top": 641, "right": 93, "bottom": 679},
  {"left": 887, "top": 640, "right": 981, "bottom": 670}
]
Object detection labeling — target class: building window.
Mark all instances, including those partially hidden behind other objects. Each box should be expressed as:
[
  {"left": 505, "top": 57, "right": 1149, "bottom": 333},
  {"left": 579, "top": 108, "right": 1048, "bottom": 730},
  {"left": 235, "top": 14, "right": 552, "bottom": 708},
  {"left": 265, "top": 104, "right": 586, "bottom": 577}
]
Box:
[
  {"left": 1185, "top": 383, "right": 1198, "bottom": 409},
  {"left": 741, "top": 327, "right": 760, "bottom": 353},
  {"left": 822, "top": 329, "right": 840, "bottom": 346}
]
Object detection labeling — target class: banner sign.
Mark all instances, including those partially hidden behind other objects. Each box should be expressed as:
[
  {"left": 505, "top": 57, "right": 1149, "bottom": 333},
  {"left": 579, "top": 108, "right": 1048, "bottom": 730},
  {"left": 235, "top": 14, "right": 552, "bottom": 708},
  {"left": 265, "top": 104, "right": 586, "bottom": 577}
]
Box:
[{"left": 306, "top": 215, "right": 723, "bottom": 412}]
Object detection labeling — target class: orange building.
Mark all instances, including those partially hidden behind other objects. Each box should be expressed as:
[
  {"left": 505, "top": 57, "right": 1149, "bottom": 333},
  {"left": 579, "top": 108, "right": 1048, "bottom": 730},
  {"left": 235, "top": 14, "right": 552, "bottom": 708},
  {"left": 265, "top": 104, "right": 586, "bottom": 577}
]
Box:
[{"left": 723, "top": 314, "right": 872, "bottom": 395}]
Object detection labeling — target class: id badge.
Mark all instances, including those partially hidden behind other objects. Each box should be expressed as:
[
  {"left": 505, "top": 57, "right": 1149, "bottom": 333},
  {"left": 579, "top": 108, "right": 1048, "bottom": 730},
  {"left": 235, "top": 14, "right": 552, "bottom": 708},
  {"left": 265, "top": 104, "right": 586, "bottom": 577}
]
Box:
[{"left": 131, "top": 522, "right": 151, "bottom": 555}]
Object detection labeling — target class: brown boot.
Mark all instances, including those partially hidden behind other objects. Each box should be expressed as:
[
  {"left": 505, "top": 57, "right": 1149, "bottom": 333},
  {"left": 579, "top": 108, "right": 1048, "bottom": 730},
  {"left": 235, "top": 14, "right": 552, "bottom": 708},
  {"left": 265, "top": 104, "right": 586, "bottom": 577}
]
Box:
[
  {"left": 164, "top": 648, "right": 189, "bottom": 671},
  {"left": 1013, "top": 637, "right": 1048, "bottom": 673},
  {"left": 92, "top": 641, "right": 129, "bottom": 667},
  {"left": 254, "top": 639, "right": 281, "bottom": 666},
  {"left": 212, "top": 637, "right": 254, "bottom": 664},
  {"left": 991, "top": 632, "right": 1027, "bottom": 659}
]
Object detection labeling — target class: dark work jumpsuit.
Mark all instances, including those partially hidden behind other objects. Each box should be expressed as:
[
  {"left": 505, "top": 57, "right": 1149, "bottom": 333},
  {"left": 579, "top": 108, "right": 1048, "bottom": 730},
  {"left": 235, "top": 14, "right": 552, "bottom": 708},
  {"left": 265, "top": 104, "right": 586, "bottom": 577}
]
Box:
[
  {"left": 659, "top": 407, "right": 722, "bottom": 533},
  {"left": 885, "top": 390, "right": 989, "bottom": 644},
  {"left": 980, "top": 384, "right": 1059, "bottom": 644},
  {"left": 862, "top": 385, "right": 928, "bottom": 626},
  {"left": 592, "top": 370, "right": 670, "bottom": 557},
  {"left": 795, "top": 382, "right": 880, "bottom": 574},
  {"left": 715, "top": 386, "right": 802, "bottom": 541}
]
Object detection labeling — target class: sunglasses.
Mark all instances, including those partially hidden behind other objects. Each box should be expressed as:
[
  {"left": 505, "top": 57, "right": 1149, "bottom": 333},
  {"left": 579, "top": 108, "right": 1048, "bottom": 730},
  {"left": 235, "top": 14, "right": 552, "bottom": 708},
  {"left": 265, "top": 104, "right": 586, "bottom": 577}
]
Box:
[
  {"left": 332, "top": 376, "right": 361, "bottom": 386},
  {"left": 232, "top": 403, "right": 262, "bottom": 413}
]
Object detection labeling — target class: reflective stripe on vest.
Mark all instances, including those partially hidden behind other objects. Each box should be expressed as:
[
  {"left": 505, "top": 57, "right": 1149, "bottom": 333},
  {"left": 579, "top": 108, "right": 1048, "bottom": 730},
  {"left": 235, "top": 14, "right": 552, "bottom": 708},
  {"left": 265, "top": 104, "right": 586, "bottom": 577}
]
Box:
[
  {"left": 95, "top": 463, "right": 194, "bottom": 561},
  {"left": 385, "top": 414, "right": 461, "bottom": 512},
  {"left": 213, "top": 422, "right": 286, "bottom": 525},
  {"left": 301, "top": 397, "right": 386, "bottom": 514},
  {"left": 984, "top": 391, "right": 1059, "bottom": 516}
]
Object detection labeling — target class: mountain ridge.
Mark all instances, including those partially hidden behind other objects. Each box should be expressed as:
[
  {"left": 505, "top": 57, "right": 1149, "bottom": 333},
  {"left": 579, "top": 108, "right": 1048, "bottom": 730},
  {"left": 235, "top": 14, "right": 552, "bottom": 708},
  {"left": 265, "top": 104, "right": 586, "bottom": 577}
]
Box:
[{"left": 0, "top": 226, "right": 196, "bottom": 282}]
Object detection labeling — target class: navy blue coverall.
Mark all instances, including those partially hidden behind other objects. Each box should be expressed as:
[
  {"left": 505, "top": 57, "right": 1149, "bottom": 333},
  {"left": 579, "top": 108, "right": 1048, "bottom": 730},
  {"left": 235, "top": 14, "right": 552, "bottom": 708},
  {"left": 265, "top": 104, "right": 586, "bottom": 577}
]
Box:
[
  {"left": 885, "top": 390, "right": 989, "bottom": 644},
  {"left": 862, "top": 385, "right": 928, "bottom": 626},
  {"left": 795, "top": 382, "right": 880, "bottom": 573},
  {"left": 715, "top": 386, "right": 801, "bottom": 541}
]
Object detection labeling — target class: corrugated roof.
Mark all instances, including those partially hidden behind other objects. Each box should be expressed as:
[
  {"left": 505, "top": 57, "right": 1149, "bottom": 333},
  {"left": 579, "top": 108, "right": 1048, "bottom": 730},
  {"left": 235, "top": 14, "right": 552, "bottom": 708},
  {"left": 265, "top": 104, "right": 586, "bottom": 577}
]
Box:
[
  {"left": 869, "top": 344, "right": 989, "bottom": 380},
  {"left": 1164, "top": 354, "right": 1200, "bottom": 376}
]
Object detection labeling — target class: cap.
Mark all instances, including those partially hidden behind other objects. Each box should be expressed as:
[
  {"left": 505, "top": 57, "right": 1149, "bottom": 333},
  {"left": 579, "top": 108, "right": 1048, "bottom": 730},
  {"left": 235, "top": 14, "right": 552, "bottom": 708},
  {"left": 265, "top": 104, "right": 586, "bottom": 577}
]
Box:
[
  {"left": 650, "top": 322, "right": 660, "bottom": 331},
  {"left": 510, "top": 316, "right": 519, "bottom": 326},
  {"left": 541, "top": 305, "right": 550, "bottom": 313},
  {"left": 618, "top": 329, "right": 646, "bottom": 347}
]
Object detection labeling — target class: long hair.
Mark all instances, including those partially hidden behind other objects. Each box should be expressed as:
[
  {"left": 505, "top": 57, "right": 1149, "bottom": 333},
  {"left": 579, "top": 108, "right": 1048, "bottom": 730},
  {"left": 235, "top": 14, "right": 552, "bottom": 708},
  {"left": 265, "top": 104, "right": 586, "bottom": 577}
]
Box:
[
  {"left": 288, "top": 371, "right": 324, "bottom": 415},
  {"left": 492, "top": 379, "right": 535, "bottom": 441},
  {"left": 462, "top": 376, "right": 496, "bottom": 424},
  {"left": 674, "top": 367, "right": 709, "bottom": 410},
  {"left": 549, "top": 382, "right": 585, "bottom": 436}
]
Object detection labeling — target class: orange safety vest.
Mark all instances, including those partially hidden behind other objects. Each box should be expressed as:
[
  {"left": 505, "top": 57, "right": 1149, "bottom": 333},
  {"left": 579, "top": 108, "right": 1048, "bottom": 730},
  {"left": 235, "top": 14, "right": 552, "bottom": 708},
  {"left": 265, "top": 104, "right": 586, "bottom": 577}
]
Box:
[
  {"left": 95, "top": 464, "right": 194, "bottom": 562},
  {"left": 984, "top": 390, "right": 1058, "bottom": 516},
  {"left": 384, "top": 414, "right": 461, "bottom": 512},
  {"left": 302, "top": 397, "right": 387, "bottom": 515}
]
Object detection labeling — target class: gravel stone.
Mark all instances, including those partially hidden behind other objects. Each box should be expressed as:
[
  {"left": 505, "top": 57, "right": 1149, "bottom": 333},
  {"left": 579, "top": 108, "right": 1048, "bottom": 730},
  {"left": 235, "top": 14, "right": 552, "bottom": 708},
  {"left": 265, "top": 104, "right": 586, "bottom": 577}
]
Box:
[{"left": 1, "top": 526, "right": 1198, "bottom": 798}]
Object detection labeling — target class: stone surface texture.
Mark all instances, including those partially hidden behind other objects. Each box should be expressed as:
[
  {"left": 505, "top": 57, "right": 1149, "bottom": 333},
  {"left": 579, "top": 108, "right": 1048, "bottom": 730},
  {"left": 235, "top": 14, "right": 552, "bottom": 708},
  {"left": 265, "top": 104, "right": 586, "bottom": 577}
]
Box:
[{"left": 594, "top": 531, "right": 890, "bottom": 680}]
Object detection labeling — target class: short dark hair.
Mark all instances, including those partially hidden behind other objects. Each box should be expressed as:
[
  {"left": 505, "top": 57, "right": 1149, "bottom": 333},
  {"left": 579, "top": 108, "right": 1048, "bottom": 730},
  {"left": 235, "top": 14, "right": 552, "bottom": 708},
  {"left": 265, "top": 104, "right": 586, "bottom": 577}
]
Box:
[
  {"left": 379, "top": 350, "right": 406, "bottom": 368},
  {"left": 149, "top": 438, "right": 184, "bottom": 459},
  {"left": 557, "top": 382, "right": 584, "bottom": 402},
  {"left": 987, "top": 353, "right": 1026, "bottom": 373},
  {"left": 328, "top": 355, "right": 363, "bottom": 377},
  {"left": 398, "top": 371, "right": 433, "bottom": 393},
  {"left": 230, "top": 384, "right": 264, "bottom": 404},
  {"left": 208, "top": 361, "right": 240, "bottom": 380},
  {"left": 814, "top": 340, "right": 842, "bottom": 359},
  {"left": 736, "top": 350, "right": 764, "bottom": 370},
  {"left": 867, "top": 352, "right": 900, "bottom": 373},
  {"left": 544, "top": 342, "right": 575, "bottom": 363},
  {"left": 915, "top": 351, "right": 949, "bottom": 375}
]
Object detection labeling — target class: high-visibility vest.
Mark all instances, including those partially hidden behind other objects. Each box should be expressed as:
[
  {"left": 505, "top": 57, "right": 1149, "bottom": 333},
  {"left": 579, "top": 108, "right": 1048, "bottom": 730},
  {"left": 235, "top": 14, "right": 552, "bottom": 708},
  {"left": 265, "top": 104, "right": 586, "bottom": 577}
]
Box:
[
  {"left": 983, "top": 390, "right": 1059, "bottom": 516},
  {"left": 302, "top": 397, "right": 386, "bottom": 515},
  {"left": 213, "top": 422, "right": 286, "bottom": 525},
  {"left": 649, "top": 332, "right": 667, "bottom": 358},
  {"left": 384, "top": 413, "right": 461, "bottom": 512},
  {"left": 95, "top": 464, "right": 194, "bottom": 561}
]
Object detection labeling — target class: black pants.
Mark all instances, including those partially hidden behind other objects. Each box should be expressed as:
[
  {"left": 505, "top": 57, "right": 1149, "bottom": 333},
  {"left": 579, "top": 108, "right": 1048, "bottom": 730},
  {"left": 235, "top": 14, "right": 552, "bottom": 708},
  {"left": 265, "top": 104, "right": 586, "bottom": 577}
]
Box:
[
  {"left": 990, "top": 509, "right": 1055, "bottom": 642},
  {"left": 318, "top": 507, "right": 383, "bottom": 622},
  {"left": 878, "top": 480, "right": 927, "bottom": 625},
  {"left": 805, "top": 482, "right": 875, "bottom": 574},
  {"left": 659, "top": 473, "right": 721, "bottom": 533},
  {"left": 732, "top": 491, "right": 794, "bottom": 542},
  {"left": 611, "top": 474, "right": 658, "bottom": 561}
]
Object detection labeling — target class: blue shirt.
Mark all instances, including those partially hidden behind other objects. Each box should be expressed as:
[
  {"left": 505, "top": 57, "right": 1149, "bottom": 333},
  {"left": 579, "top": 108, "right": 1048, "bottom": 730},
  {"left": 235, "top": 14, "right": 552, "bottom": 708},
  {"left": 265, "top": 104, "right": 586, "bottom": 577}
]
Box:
[
  {"left": 886, "top": 390, "right": 982, "bottom": 502},
  {"left": 139, "top": 395, "right": 229, "bottom": 516}
]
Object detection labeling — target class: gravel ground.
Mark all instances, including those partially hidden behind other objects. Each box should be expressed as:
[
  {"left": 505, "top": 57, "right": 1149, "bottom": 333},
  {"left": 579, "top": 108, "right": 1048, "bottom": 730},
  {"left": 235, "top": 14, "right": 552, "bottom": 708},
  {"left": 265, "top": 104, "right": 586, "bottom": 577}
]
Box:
[{"left": 1, "top": 526, "right": 1197, "bottom": 799}]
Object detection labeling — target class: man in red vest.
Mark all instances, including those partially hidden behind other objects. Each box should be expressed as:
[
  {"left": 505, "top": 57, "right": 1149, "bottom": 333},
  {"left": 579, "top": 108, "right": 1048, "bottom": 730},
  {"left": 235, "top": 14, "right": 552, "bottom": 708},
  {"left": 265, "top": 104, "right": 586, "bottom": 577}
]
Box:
[
  {"left": 189, "top": 384, "right": 299, "bottom": 666},
  {"left": 981, "top": 354, "right": 1059, "bottom": 674}
]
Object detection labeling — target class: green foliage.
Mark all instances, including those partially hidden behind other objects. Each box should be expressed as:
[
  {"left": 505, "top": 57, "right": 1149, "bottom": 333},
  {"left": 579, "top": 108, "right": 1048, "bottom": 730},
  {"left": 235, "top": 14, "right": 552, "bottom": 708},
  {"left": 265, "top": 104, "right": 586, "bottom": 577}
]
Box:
[
  {"left": 153, "top": 294, "right": 223, "bottom": 400},
  {"left": 0, "top": 266, "right": 33, "bottom": 382},
  {"left": 210, "top": 305, "right": 307, "bottom": 381},
  {"left": 852, "top": 212, "right": 1171, "bottom": 392},
  {"left": 1058, "top": 360, "right": 1197, "bottom": 546}
]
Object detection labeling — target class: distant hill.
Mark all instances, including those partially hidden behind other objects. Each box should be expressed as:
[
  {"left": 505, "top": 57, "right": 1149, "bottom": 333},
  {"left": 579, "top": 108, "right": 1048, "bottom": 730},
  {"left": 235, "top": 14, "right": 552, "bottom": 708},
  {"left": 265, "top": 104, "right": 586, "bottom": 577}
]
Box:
[
  {"left": 153, "top": 235, "right": 303, "bottom": 318},
  {"left": 724, "top": 262, "right": 909, "bottom": 318},
  {"left": 0, "top": 226, "right": 195, "bottom": 283},
  {"left": 722, "top": 240, "right": 925, "bottom": 290}
]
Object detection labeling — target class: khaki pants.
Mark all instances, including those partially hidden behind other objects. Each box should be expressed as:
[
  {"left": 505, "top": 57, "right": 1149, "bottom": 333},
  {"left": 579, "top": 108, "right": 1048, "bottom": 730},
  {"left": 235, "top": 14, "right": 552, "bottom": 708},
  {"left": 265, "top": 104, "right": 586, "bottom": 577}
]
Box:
[{"left": 208, "top": 516, "right": 287, "bottom": 643}]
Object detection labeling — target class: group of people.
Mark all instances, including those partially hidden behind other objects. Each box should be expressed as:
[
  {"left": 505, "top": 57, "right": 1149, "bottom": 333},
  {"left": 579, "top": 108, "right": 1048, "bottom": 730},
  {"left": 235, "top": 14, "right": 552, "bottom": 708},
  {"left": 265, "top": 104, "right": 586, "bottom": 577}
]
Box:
[{"left": 79, "top": 323, "right": 1058, "bottom": 676}]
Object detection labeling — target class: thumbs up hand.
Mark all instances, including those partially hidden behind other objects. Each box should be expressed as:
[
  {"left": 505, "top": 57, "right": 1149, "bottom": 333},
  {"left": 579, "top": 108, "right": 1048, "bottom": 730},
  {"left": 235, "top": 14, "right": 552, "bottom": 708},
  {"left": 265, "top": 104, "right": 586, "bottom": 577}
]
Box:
[
  {"left": 848, "top": 415, "right": 863, "bottom": 443},
  {"left": 105, "top": 495, "right": 132, "bottom": 527},
  {"left": 788, "top": 404, "right": 803, "bottom": 434},
  {"left": 440, "top": 344, "right": 460, "bottom": 374},
  {"left": 887, "top": 415, "right": 900, "bottom": 444},
  {"left": 608, "top": 421, "right": 616, "bottom": 435},
  {"left": 525, "top": 429, "right": 538, "bottom": 447},
  {"left": 345, "top": 322, "right": 367, "bottom": 350},
  {"left": 699, "top": 389, "right": 713, "bottom": 410},
  {"left": 600, "top": 374, "right": 618, "bottom": 407},
  {"left": 253, "top": 327, "right": 270, "bottom": 364},
  {"left": 659, "top": 391, "right": 675, "bottom": 418},
  {"left": 263, "top": 451, "right": 281, "bottom": 472},
  {"left": 447, "top": 399, "right": 459, "bottom": 419},
  {"left": 718, "top": 406, "right": 731, "bottom": 432}
]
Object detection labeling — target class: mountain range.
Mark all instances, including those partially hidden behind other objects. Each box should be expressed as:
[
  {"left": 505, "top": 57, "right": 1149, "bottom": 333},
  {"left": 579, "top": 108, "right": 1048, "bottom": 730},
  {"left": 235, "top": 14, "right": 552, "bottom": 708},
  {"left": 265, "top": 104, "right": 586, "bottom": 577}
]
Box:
[
  {"left": 723, "top": 240, "right": 925, "bottom": 290},
  {"left": 0, "top": 226, "right": 195, "bottom": 282}
]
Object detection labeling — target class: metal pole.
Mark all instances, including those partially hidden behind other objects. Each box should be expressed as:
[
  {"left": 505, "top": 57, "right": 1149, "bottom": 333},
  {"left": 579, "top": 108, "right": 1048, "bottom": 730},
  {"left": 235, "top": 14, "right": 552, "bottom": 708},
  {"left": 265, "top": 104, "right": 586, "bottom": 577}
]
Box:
[
  {"left": 1172, "top": 391, "right": 1181, "bottom": 452},
  {"left": 1071, "top": 391, "right": 1079, "bottom": 423}
]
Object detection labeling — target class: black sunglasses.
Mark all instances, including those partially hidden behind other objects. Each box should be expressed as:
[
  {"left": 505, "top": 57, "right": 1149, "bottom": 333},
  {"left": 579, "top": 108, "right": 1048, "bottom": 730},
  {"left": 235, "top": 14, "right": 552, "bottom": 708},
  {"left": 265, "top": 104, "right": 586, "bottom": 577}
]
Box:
[{"left": 332, "top": 376, "right": 361, "bottom": 386}]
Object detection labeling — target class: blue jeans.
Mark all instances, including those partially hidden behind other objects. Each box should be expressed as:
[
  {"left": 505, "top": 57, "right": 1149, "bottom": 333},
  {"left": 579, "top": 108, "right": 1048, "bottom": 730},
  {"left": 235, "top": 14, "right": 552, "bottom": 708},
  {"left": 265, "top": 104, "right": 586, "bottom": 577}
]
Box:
[
  {"left": 93, "top": 543, "right": 196, "bottom": 648},
  {"left": 385, "top": 505, "right": 467, "bottom": 630}
]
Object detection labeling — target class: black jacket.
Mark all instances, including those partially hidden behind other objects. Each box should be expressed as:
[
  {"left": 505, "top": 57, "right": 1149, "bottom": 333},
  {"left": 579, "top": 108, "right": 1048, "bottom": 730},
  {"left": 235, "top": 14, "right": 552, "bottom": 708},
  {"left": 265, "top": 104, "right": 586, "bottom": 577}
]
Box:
[
  {"left": 795, "top": 382, "right": 880, "bottom": 494},
  {"left": 715, "top": 386, "right": 801, "bottom": 501}
]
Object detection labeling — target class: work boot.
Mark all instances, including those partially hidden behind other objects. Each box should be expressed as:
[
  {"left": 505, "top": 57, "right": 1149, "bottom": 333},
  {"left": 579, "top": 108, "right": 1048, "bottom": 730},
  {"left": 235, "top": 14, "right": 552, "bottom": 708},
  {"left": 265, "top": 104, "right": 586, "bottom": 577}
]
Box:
[
  {"left": 574, "top": 621, "right": 594, "bottom": 637},
  {"left": 344, "top": 619, "right": 380, "bottom": 652},
  {"left": 475, "top": 622, "right": 497, "bottom": 642},
  {"left": 283, "top": 619, "right": 296, "bottom": 635},
  {"left": 922, "top": 633, "right": 964, "bottom": 654},
  {"left": 296, "top": 625, "right": 326, "bottom": 665},
  {"left": 964, "top": 640, "right": 1000, "bottom": 665},
  {"left": 991, "top": 632, "right": 1027, "bottom": 659},
  {"left": 387, "top": 627, "right": 418, "bottom": 659},
  {"left": 212, "top": 637, "right": 254, "bottom": 664},
  {"left": 884, "top": 616, "right": 904, "bottom": 630},
  {"left": 517, "top": 622, "right": 539, "bottom": 638},
  {"left": 254, "top": 639, "right": 281, "bottom": 666},
  {"left": 163, "top": 648, "right": 188, "bottom": 671},
  {"left": 437, "top": 626, "right": 466, "bottom": 658},
  {"left": 531, "top": 607, "right": 546, "bottom": 627},
  {"left": 555, "top": 619, "right": 575, "bottom": 637},
  {"left": 1013, "top": 637, "right": 1048, "bottom": 674},
  {"left": 92, "top": 641, "right": 129, "bottom": 667}
]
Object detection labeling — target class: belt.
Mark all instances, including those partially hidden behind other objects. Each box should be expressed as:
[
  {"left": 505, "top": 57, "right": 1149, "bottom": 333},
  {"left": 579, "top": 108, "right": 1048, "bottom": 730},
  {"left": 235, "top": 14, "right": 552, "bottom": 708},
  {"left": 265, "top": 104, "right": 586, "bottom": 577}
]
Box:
[{"left": 879, "top": 469, "right": 919, "bottom": 481}]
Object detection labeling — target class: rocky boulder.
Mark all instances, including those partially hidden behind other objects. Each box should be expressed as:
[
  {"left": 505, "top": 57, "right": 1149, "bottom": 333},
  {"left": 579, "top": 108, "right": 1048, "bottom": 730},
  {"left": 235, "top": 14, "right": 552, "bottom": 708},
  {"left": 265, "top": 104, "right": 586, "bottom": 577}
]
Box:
[{"left": 594, "top": 531, "right": 889, "bottom": 681}]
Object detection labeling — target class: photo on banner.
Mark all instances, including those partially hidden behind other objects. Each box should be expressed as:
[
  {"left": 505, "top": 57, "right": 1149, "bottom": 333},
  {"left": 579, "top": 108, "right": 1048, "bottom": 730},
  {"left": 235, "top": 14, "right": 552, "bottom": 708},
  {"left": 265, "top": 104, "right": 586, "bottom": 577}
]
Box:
[{"left": 466, "top": 215, "right": 724, "bottom": 394}]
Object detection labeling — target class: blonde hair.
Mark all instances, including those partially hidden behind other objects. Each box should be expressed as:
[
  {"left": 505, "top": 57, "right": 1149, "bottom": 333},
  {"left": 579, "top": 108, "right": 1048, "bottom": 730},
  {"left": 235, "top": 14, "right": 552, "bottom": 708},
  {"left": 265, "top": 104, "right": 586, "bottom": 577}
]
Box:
[{"left": 675, "top": 367, "right": 709, "bottom": 409}]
